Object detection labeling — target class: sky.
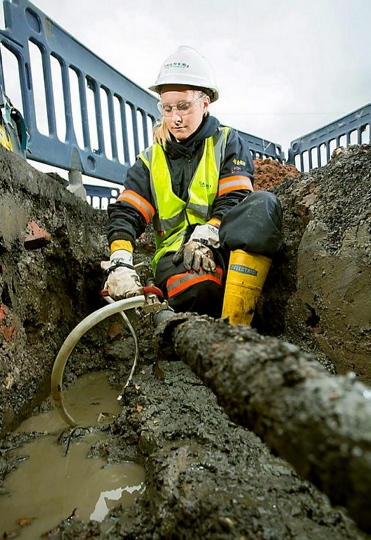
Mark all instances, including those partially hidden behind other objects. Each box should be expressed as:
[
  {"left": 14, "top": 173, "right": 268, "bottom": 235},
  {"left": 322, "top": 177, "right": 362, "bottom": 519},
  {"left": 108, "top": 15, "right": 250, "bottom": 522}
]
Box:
[{"left": 22, "top": 0, "right": 371, "bottom": 156}]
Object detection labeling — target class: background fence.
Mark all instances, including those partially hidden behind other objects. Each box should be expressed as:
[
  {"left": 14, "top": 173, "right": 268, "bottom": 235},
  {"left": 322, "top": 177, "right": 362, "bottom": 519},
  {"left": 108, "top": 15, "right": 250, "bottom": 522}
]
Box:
[
  {"left": 0, "top": 0, "right": 370, "bottom": 209},
  {"left": 287, "top": 103, "right": 371, "bottom": 171}
]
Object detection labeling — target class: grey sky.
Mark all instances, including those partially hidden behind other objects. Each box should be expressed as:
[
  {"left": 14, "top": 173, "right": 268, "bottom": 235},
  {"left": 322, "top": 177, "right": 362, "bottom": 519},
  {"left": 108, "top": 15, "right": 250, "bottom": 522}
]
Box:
[{"left": 11, "top": 0, "right": 371, "bottom": 154}]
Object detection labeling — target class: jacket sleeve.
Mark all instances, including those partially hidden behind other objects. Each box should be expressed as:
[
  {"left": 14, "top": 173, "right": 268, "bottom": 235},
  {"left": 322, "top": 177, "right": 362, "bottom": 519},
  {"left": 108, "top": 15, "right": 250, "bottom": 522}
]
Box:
[
  {"left": 211, "top": 128, "right": 255, "bottom": 221},
  {"left": 107, "top": 158, "right": 155, "bottom": 247}
]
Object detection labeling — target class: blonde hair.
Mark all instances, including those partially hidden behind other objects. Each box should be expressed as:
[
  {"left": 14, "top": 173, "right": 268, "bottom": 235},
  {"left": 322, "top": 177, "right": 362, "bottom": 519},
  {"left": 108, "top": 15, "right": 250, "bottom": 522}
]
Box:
[
  {"left": 153, "top": 118, "right": 172, "bottom": 147},
  {"left": 153, "top": 90, "right": 210, "bottom": 148}
]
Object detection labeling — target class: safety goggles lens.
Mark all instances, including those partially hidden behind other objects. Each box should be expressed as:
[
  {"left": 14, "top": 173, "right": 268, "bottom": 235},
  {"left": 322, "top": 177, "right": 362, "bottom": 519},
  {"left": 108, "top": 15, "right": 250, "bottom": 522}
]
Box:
[{"left": 157, "top": 97, "right": 202, "bottom": 116}]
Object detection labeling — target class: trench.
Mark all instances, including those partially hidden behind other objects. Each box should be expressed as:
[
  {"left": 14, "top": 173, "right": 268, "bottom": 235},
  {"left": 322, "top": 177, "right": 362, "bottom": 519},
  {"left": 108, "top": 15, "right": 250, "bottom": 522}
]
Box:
[{"left": 0, "top": 371, "right": 145, "bottom": 539}]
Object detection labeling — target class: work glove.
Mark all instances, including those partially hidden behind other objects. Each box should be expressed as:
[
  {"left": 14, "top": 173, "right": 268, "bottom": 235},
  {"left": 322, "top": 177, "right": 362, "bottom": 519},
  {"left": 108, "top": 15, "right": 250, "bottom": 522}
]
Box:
[
  {"left": 101, "top": 250, "right": 143, "bottom": 299},
  {"left": 189, "top": 223, "right": 220, "bottom": 248},
  {"left": 172, "top": 224, "right": 219, "bottom": 272}
]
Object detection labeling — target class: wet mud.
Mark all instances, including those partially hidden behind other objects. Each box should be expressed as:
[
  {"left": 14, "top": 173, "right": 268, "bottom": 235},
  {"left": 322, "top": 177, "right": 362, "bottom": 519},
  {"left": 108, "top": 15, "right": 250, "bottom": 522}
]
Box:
[
  {"left": 2, "top": 312, "right": 369, "bottom": 539},
  {"left": 0, "top": 372, "right": 144, "bottom": 539}
]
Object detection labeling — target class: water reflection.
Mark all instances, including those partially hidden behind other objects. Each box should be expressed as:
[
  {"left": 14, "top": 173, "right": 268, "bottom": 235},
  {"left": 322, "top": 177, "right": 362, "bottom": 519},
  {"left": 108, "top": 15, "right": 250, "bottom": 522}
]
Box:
[
  {"left": 0, "top": 372, "right": 145, "bottom": 539},
  {"left": 90, "top": 483, "right": 143, "bottom": 521}
]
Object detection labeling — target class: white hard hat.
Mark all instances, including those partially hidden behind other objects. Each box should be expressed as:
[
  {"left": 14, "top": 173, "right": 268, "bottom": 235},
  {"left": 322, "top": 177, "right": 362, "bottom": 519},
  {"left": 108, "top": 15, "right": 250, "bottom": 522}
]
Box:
[{"left": 149, "top": 46, "right": 219, "bottom": 102}]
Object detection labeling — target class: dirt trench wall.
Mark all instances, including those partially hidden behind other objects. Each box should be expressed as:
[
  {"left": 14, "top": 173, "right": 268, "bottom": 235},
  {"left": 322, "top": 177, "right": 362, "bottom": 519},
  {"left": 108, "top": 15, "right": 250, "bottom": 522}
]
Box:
[
  {"left": 0, "top": 147, "right": 108, "bottom": 436},
  {"left": 268, "top": 145, "right": 371, "bottom": 382}
]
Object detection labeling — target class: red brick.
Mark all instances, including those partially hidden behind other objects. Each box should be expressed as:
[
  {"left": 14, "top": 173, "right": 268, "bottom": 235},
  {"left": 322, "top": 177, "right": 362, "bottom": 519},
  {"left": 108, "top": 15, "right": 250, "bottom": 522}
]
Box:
[{"left": 24, "top": 220, "right": 51, "bottom": 249}]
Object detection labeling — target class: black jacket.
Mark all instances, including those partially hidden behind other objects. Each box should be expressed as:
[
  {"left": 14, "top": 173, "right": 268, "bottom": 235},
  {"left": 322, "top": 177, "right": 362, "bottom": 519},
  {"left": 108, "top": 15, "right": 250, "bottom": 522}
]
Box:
[{"left": 107, "top": 115, "right": 254, "bottom": 246}]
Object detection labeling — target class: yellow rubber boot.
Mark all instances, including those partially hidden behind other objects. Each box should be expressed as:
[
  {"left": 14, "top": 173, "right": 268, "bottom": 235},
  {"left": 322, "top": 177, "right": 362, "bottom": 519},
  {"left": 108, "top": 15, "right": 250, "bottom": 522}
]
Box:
[{"left": 221, "top": 250, "right": 272, "bottom": 326}]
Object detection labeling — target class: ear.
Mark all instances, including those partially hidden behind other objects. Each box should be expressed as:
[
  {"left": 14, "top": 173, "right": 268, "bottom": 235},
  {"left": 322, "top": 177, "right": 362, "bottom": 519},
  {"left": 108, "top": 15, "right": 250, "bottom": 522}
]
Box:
[{"left": 203, "top": 95, "right": 210, "bottom": 113}]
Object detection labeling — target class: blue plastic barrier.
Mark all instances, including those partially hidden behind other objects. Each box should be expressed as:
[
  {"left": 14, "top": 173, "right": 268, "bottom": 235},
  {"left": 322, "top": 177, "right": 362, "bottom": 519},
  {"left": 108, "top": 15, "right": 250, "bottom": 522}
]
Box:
[
  {"left": 0, "top": 0, "right": 159, "bottom": 184},
  {"left": 287, "top": 103, "right": 371, "bottom": 171},
  {"left": 85, "top": 185, "right": 120, "bottom": 210},
  {"left": 0, "top": 0, "right": 284, "bottom": 199},
  {"left": 235, "top": 129, "right": 284, "bottom": 162}
]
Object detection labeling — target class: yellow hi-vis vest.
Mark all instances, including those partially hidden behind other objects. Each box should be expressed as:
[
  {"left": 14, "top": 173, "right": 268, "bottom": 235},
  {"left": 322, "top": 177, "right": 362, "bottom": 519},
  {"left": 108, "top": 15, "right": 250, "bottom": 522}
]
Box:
[{"left": 139, "top": 127, "right": 230, "bottom": 274}]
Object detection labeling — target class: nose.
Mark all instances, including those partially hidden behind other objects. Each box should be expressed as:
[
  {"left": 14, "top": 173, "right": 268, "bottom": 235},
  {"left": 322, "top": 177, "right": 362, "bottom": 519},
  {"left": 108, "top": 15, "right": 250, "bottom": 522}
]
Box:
[{"left": 171, "top": 108, "right": 182, "bottom": 121}]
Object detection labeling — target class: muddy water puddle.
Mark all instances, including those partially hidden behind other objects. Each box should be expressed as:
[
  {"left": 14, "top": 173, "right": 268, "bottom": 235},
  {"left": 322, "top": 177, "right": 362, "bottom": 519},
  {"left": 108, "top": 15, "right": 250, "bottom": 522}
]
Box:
[{"left": 0, "top": 372, "right": 145, "bottom": 539}]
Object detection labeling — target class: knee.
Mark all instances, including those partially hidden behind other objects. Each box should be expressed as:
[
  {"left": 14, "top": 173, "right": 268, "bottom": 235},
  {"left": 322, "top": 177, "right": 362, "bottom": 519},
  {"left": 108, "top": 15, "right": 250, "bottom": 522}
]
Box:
[
  {"left": 245, "top": 191, "right": 283, "bottom": 220},
  {"left": 219, "top": 191, "right": 284, "bottom": 255}
]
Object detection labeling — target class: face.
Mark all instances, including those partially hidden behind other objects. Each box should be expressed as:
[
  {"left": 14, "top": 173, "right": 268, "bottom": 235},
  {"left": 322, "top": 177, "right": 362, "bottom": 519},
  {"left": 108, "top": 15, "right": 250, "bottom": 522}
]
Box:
[{"left": 159, "top": 85, "right": 210, "bottom": 141}]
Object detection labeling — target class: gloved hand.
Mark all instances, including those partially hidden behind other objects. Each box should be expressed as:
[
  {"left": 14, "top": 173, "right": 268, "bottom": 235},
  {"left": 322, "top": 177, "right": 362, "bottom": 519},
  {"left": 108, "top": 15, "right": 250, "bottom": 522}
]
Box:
[
  {"left": 172, "top": 223, "right": 219, "bottom": 272},
  {"left": 101, "top": 250, "right": 143, "bottom": 299},
  {"left": 173, "top": 241, "right": 216, "bottom": 272},
  {"left": 189, "top": 223, "right": 220, "bottom": 248}
]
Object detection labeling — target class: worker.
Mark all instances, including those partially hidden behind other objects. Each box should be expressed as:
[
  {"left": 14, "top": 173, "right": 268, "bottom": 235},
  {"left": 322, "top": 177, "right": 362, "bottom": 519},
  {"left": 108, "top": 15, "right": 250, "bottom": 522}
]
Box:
[{"left": 102, "top": 46, "right": 284, "bottom": 326}]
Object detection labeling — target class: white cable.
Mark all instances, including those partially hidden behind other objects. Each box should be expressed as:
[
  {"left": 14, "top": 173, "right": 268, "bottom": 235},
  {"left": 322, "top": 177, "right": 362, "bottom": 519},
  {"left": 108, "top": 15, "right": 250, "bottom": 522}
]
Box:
[
  {"left": 103, "top": 296, "right": 140, "bottom": 400},
  {"left": 51, "top": 296, "right": 145, "bottom": 427}
]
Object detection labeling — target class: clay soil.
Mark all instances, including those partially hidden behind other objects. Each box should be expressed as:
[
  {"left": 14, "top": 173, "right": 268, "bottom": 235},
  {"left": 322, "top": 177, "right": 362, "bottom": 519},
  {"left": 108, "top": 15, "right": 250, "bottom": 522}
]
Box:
[
  {"left": 253, "top": 158, "right": 301, "bottom": 190},
  {"left": 1, "top": 155, "right": 370, "bottom": 539}
]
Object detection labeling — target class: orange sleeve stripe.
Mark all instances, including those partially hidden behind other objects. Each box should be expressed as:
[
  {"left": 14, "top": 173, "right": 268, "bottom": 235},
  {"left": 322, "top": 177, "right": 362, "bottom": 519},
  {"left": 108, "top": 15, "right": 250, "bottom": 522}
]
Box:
[
  {"left": 116, "top": 190, "right": 155, "bottom": 224},
  {"left": 218, "top": 175, "right": 253, "bottom": 197}
]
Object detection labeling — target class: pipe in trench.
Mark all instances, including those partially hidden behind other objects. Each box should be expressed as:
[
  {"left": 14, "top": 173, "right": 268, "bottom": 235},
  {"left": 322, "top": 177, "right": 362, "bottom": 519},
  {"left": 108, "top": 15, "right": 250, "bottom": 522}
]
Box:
[{"left": 154, "top": 313, "right": 371, "bottom": 534}]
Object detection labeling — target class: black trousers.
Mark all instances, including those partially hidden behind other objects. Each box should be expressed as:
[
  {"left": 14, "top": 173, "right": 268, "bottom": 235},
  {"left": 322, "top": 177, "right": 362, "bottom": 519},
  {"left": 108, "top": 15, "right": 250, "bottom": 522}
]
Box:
[{"left": 154, "top": 191, "right": 283, "bottom": 317}]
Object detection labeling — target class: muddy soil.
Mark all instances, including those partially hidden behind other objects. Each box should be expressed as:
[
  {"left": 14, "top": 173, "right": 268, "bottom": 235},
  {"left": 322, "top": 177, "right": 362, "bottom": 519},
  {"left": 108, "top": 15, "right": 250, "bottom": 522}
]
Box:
[
  {"left": 1, "top": 316, "right": 369, "bottom": 540},
  {"left": 1, "top": 149, "right": 370, "bottom": 539}
]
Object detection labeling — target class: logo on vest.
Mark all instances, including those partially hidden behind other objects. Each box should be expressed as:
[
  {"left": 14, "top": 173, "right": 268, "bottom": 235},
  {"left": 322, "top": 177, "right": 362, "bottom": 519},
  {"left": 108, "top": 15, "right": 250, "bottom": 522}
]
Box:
[{"left": 230, "top": 264, "right": 257, "bottom": 276}]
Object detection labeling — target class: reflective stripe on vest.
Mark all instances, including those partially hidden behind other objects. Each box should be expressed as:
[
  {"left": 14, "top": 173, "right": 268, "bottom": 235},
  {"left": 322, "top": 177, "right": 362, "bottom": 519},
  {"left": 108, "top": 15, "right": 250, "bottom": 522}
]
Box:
[{"left": 139, "top": 127, "right": 230, "bottom": 273}]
